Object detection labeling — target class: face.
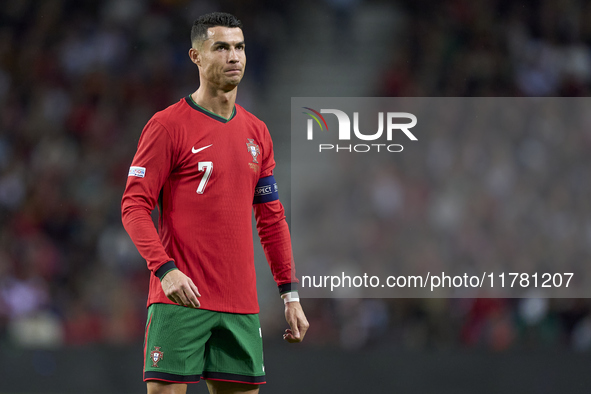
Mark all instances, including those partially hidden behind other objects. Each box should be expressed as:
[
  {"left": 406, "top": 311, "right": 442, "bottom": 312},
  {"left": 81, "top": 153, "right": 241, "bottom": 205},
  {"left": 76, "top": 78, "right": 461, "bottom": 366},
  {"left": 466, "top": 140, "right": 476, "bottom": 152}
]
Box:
[{"left": 190, "top": 26, "right": 246, "bottom": 91}]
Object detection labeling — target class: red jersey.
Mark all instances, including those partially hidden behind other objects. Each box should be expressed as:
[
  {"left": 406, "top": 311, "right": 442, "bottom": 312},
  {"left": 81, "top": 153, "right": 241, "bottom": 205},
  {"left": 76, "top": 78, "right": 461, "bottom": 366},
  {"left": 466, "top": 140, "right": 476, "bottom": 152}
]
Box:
[{"left": 122, "top": 96, "right": 296, "bottom": 314}]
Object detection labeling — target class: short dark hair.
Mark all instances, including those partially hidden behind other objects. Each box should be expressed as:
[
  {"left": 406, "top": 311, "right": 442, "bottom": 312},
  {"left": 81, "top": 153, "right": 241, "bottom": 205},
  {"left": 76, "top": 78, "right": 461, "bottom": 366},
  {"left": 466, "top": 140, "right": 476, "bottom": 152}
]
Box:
[{"left": 191, "top": 12, "right": 242, "bottom": 47}]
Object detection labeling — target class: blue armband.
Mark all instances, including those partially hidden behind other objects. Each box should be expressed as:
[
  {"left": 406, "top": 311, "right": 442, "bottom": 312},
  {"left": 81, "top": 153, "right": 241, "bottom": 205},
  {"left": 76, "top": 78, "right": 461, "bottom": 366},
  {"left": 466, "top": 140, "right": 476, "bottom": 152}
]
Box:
[{"left": 253, "top": 175, "right": 279, "bottom": 204}]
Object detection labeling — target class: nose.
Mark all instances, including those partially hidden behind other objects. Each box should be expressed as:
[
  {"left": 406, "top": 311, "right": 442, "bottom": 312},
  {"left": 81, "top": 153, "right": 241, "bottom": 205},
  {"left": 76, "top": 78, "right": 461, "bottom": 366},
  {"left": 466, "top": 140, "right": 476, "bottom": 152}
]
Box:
[{"left": 228, "top": 47, "right": 239, "bottom": 63}]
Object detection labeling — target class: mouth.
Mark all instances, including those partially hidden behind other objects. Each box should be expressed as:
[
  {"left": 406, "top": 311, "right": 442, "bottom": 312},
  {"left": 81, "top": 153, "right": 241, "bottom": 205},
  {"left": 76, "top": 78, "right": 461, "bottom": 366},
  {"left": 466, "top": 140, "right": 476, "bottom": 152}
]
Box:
[{"left": 225, "top": 69, "right": 242, "bottom": 74}]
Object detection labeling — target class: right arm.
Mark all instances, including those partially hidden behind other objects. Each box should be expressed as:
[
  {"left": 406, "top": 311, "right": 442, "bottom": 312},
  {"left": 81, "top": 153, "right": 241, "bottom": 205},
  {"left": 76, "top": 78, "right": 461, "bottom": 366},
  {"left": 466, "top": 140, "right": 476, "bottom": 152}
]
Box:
[{"left": 121, "top": 119, "right": 200, "bottom": 308}]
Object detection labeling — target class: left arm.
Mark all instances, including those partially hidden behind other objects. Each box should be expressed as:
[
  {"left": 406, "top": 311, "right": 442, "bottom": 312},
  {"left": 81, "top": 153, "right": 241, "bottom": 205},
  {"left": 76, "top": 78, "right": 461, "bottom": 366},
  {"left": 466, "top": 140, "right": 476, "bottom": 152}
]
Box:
[
  {"left": 253, "top": 190, "right": 309, "bottom": 343},
  {"left": 254, "top": 124, "right": 309, "bottom": 342}
]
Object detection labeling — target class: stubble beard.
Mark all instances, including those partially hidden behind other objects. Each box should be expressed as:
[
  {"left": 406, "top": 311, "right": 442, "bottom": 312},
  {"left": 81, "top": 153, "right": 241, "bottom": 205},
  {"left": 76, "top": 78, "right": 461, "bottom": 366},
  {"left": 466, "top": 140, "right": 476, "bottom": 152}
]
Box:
[{"left": 221, "top": 73, "right": 243, "bottom": 91}]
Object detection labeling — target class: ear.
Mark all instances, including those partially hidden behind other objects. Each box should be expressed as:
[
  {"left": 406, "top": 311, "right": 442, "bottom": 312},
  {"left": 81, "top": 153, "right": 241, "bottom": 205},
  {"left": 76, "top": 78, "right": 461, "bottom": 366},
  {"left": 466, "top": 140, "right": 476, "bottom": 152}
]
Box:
[{"left": 188, "top": 48, "right": 200, "bottom": 66}]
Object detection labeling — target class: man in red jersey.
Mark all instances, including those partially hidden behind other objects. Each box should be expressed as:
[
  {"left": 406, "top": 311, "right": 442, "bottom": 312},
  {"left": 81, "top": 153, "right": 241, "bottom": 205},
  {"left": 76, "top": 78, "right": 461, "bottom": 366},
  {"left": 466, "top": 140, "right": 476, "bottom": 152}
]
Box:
[{"left": 121, "top": 12, "right": 308, "bottom": 394}]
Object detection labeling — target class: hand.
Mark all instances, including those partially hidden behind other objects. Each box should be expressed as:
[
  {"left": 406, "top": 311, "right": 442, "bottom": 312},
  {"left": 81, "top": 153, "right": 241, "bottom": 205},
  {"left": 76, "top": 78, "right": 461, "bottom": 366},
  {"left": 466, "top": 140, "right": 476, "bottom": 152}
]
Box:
[
  {"left": 283, "top": 301, "right": 309, "bottom": 343},
  {"left": 160, "top": 269, "right": 201, "bottom": 308}
]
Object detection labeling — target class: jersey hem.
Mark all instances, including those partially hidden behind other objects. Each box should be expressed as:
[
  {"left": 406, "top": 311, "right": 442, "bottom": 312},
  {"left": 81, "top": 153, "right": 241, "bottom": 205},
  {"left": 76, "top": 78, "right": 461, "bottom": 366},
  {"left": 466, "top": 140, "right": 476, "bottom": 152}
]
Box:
[{"left": 146, "top": 301, "right": 260, "bottom": 315}]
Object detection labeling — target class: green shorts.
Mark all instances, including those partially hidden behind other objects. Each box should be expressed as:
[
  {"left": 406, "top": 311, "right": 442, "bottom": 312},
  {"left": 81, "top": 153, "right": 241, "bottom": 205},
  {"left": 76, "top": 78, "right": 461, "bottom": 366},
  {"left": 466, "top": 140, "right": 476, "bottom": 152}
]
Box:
[{"left": 143, "top": 303, "right": 265, "bottom": 384}]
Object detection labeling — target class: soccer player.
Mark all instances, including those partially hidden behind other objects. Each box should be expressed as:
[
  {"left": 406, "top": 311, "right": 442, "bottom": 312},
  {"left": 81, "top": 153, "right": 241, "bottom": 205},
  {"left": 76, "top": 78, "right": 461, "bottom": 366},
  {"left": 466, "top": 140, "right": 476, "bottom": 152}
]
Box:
[{"left": 121, "top": 12, "right": 308, "bottom": 394}]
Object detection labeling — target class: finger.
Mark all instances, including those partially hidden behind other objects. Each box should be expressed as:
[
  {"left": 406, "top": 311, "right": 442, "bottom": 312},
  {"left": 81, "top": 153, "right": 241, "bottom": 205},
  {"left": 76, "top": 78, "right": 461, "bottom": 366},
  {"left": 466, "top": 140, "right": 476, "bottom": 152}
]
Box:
[
  {"left": 283, "top": 329, "right": 301, "bottom": 343},
  {"left": 186, "top": 283, "right": 201, "bottom": 307},
  {"left": 292, "top": 325, "right": 300, "bottom": 339},
  {"left": 283, "top": 334, "right": 299, "bottom": 343},
  {"left": 168, "top": 294, "right": 181, "bottom": 306},
  {"left": 175, "top": 290, "right": 190, "bottom": 307},
  {"left": 286, "top": 316, "right": 300, "bottom": 339},
  {"left": 183, "top": 288, "right": 199, "bottom": 308},
  {"left": 189, "top": 281, "right": 201, "bottom": 298}
]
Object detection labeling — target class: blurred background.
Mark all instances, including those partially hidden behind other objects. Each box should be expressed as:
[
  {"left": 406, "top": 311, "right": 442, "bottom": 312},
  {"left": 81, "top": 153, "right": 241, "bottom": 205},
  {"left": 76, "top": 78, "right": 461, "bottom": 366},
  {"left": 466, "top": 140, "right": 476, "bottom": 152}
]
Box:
[{"left": 2, "top": 0, "right": 591, "bottom": 392}]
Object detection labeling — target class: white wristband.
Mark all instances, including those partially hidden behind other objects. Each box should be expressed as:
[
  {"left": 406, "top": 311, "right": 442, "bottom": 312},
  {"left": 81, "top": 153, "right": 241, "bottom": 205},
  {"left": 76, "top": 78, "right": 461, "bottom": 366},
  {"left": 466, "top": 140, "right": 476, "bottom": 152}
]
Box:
[{"left": 281, "top": 291, "right": 300, "bottom": 304}]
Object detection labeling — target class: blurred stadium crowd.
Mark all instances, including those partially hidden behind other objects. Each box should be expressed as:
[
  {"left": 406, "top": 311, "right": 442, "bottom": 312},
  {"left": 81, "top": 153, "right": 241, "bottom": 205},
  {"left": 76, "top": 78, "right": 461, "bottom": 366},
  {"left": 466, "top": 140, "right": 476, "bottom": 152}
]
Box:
[
  {"left": 1, "top": 0, "right": 591, "bottom": 353},
  {"left": 0, "top": 0, "right": 285, "bottom": 346},
  {"left": 296, "top": 96, "right": 591, "bottom": 351}
]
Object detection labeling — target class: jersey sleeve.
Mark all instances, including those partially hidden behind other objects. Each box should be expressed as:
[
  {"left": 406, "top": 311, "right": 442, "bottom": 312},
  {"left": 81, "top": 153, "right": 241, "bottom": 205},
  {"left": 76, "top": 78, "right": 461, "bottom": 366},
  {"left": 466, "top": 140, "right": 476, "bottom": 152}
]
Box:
[
  {"left": 121, "top": 118, "right": 176, "bottom": 274},
  {"left": 259, "top": 124, "right": 276, "bottom": 178},
  {"left": 254, "top": 199, "right": 299, "bottom": 293},
  {"left": 253, "top": 125, "right": 299, "bottom": 294}
]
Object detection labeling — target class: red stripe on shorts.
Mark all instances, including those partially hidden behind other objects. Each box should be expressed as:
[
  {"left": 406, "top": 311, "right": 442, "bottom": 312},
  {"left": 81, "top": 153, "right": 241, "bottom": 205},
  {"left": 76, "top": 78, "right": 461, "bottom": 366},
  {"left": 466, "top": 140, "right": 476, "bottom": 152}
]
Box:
[{"left": 143, "top": 312, "right": 153, "bottom": 375}]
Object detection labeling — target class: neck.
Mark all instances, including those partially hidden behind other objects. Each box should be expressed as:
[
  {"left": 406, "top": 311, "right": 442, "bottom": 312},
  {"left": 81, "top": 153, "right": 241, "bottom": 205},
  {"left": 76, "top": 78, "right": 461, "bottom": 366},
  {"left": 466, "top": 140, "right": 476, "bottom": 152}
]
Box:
[{"left": 192, "top": 84, "right": 237, "bottom": 120}]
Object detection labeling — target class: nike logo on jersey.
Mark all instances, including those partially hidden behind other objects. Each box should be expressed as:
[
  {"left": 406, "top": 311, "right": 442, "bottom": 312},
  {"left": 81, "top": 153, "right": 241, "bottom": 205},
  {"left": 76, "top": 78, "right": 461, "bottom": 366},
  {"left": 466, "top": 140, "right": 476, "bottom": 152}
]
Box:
[{"left": 192, "top": 144, "right": 213, "bottom": 154}]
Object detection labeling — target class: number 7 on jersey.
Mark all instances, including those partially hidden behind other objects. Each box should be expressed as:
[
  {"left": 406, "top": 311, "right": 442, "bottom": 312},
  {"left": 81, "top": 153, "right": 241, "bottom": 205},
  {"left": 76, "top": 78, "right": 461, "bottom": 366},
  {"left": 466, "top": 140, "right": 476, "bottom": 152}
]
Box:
[{"left": 197, "top": 161, "right": 213, "bottom": 194}]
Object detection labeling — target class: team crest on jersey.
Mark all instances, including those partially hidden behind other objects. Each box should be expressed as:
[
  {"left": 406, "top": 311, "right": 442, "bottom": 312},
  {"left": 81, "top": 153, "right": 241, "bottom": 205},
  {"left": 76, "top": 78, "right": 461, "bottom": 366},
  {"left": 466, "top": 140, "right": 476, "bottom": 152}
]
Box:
[
  {"left": 246, "top": 139, "right": 260, "bottom": 163},
  {"left": 150, "top": 346, "right": 164, "bottom": 367}
]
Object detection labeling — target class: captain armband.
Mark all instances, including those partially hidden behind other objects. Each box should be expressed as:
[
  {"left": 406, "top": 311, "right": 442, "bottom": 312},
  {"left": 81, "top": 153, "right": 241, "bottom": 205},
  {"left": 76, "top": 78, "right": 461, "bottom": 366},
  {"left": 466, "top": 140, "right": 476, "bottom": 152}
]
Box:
[{"left": 253, "top": 175, "right": 279, "bottom": 204}]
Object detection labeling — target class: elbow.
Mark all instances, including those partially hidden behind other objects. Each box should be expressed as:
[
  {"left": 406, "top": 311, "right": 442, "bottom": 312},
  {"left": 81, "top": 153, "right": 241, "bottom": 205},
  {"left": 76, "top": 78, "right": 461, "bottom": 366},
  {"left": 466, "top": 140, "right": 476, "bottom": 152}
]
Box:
[{"left": 121, "top": 201, "right": 151, "bottom": 228}]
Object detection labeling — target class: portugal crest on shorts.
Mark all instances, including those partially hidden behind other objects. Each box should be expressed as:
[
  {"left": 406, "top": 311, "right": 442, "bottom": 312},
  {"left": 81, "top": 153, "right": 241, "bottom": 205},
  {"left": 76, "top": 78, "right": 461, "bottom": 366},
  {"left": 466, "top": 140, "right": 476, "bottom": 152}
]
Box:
[
  {"left": 150, "top": 346, "right": 164, "bottom": 367},
  {"left": 246, "top": 139, "right": 260, "bottom": 164}
]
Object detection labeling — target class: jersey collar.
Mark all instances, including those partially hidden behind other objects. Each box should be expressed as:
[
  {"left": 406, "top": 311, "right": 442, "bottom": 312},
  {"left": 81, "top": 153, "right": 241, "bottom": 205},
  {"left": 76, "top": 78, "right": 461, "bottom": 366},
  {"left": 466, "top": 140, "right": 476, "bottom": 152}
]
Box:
[{"left": 185, "top": 95, "right": 236, "bottom": 123}]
